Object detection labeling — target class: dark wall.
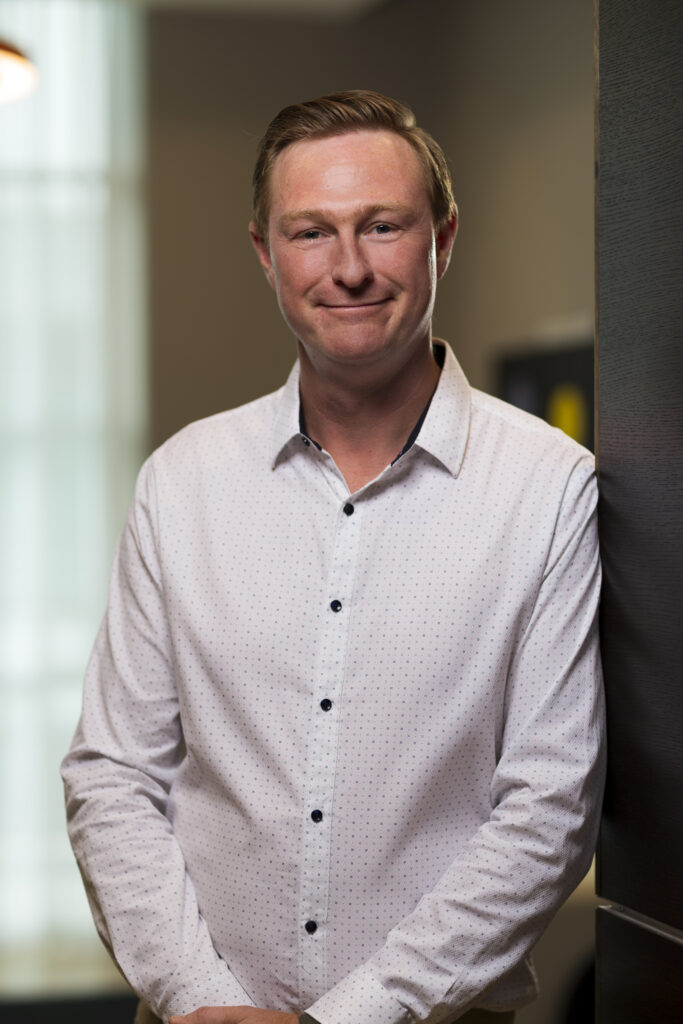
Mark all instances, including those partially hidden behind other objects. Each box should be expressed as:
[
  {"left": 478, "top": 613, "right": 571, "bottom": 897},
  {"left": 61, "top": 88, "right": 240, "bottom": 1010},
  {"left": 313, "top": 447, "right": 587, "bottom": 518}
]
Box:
[{"left": 596, "top": 0, "right": 683, "bottom": 1017}]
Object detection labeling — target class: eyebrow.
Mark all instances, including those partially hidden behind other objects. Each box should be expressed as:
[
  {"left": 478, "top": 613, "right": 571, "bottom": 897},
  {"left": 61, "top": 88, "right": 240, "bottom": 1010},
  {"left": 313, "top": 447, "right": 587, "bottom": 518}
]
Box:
[{"left": 277, "top": 202, "right": 415, "bottom": 232}]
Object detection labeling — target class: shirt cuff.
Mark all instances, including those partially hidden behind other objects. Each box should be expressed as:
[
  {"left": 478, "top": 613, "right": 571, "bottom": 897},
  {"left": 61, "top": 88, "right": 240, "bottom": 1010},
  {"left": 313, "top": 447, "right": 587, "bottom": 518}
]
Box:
[{"left": 305, "top": 964, "right": 411, "bottom": 1024}]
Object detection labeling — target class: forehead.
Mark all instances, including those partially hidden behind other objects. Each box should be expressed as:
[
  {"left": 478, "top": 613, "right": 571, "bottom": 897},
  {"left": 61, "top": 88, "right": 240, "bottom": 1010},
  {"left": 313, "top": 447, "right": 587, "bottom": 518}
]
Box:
[{"left": 269, "top": 130, "right": 430, "bottom": 217}]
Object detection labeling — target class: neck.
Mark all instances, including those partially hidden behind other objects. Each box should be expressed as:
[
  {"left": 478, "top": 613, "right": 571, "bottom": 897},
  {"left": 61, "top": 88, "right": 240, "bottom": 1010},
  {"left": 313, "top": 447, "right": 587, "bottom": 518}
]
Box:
[{"left": 298, "top": 339, "right": 441, "bottom": 492}]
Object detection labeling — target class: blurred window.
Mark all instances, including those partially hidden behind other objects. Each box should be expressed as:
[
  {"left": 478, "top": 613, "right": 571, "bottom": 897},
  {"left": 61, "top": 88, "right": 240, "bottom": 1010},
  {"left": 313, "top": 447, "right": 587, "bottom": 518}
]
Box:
[{"left": 0, "top": 0, "right": 146, "bottom": 962}]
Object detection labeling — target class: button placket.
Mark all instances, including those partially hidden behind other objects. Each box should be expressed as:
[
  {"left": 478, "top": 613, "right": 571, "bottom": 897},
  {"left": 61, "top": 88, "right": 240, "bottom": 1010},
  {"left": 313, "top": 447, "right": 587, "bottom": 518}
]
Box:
[{"left": 297, "top": 498, "right": 361, "bottom": 1001}]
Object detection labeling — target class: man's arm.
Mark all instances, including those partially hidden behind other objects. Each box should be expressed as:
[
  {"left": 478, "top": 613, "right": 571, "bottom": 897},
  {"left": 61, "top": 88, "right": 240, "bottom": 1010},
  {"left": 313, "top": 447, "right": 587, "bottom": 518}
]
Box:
[
  {"left": 170, "top": 1010, "right": 299, "bottom": 1024},
  {"left": 167, "top": 1010, "right": 319, "bottom": 1024},
  {"left": 61, "top": 459, "right": 255, "bottom": 1021}
]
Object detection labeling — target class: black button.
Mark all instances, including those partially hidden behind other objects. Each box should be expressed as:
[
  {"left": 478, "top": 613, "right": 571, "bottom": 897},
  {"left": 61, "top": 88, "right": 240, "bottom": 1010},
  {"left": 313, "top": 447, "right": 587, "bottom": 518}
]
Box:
[
  {"left": 305, "top": 920, "right": 317, "bottom": 934},
  {"left": 330, "top": 599, "right": 342, "bottom": 612},
  {"left": 311, "top": 809, "right": 323, "bottom": 823},
  {"left": 320, "top": 698, "right": 332, "bottom": 712},
  {"left": 343, "top": 503, "right": 354, "bottom": 516},
  {"left": 301, "top": 435, "right": 310, "bottom": 446}
]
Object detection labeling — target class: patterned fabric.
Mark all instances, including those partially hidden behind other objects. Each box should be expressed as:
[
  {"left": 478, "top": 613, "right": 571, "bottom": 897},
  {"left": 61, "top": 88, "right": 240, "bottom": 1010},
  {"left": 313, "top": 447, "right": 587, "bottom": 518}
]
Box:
[{"left": 63, "top": 342, "right": 604, "bottom": 1024}]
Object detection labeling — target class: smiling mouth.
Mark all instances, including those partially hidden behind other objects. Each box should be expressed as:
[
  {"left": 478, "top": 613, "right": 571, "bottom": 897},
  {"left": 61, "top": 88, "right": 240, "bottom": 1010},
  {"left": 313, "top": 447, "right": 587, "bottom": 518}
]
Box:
[{"left": 321, "top": 299, "right": 390, "bottom": 310}]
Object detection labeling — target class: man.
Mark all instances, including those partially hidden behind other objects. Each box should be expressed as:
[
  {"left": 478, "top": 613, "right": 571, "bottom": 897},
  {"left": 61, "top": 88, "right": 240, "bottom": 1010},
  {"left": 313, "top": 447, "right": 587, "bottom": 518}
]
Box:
[{"left": 62, "top": 91, "right": 605, "bottom": 1024}]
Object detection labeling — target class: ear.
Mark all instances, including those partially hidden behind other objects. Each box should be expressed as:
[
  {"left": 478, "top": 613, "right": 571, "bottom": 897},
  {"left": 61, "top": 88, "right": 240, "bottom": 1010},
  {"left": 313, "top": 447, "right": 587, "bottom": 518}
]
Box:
[
  {"left": 249, "top": 221, "right": 276, "bottom": 290},
  {"left": 435, "top": 209, "right": 458, "bottom": 280}
]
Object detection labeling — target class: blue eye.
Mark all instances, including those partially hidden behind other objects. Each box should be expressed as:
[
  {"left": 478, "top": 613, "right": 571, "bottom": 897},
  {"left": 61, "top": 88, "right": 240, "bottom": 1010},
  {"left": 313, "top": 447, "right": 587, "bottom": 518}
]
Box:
[
  {"left": 301, "top": 229, "right": 322, "bottom": 240},
  {"left": 372, "top": 223, "right": 394, "bottom": 235}
]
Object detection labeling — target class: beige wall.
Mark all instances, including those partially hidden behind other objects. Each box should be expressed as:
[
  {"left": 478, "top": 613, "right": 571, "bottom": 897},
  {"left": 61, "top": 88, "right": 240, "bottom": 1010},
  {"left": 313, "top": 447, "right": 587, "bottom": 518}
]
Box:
[
  {"left": 147, "top": 0, "right": 594, "bottom": 449},
  {"left": 436, "top": 0, "right": 595, "bottom": 391}
]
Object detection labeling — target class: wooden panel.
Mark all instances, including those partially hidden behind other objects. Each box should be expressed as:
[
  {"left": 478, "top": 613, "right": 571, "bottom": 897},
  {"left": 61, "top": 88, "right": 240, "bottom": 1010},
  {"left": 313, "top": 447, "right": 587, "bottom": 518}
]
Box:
[
  {"left": 596, "top": 908, "right": 683, "bottom": 1024},
  {"left": 596, "top": 0, "right": 683, "bottom": 929}
]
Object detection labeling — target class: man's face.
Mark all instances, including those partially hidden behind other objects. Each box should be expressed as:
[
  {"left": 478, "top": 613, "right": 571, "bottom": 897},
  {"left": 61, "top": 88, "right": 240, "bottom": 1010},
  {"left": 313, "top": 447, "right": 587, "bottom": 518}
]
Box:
[{"left": 250, "top": 130, "right": 456, "bottom": 374}]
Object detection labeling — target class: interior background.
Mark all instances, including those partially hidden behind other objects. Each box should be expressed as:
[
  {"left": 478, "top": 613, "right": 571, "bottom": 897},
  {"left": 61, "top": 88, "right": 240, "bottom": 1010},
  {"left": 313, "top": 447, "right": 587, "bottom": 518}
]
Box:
[{"left": 0, "top": 1, "right": 597, "bottom": 1022}]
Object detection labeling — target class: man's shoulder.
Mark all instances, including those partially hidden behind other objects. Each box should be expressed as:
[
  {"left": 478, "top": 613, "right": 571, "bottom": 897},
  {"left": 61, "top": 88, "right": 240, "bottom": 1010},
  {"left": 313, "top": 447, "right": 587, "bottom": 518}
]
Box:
[
  {"left": 470, "top": 386, "right": 594, "bottom": 464},
  {"left": 151, "top": 385, "right": 285, "bottom": 475},
  {"left": 464, "top": 387, "right": 596, "bottom": 513}
]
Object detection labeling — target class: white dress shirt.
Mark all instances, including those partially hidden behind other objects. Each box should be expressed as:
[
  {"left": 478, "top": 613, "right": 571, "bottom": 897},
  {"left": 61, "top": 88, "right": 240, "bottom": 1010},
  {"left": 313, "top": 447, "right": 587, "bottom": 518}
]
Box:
[{"left": 61, "top": 341, "right": 605, "bottom": 1024}]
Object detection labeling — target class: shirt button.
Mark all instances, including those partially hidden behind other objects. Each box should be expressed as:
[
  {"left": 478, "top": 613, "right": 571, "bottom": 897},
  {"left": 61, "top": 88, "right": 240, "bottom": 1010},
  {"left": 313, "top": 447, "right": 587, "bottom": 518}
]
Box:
[
  {"left": 330, "top": 599, "right": 342, "bottom": 612},
  {"left": 301, "top": 435, "right": 310, "bottom": 446},
  {"left": 311, "top": 809, "right": 323, "bottom": 822},
  {"left": 343, "top": 503, "right": 354, "bottom": 516},
  {"left": 305, "top": 920, "right": 318, "bottom": 934},
  {"left": 320, "top": 698, "right": 332, "bottom": 712}
]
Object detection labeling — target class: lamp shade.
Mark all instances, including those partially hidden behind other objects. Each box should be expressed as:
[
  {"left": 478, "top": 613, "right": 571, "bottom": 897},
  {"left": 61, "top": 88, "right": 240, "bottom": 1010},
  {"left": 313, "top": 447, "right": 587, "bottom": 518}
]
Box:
[{"left": 0, "top": 38, "right": 38, "bottom": 104}]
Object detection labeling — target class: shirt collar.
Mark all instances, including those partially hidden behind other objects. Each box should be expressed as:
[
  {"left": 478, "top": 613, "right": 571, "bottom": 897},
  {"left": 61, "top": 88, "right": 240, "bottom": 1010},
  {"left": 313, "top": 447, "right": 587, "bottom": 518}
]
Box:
[
  {"left": 413, "top": 340, "right": 471, "bottom": 477},
  {"left": 269, "top": 339, "right": 472, "bottom": 478},
  {"left": 270, "top": 360, "right": 305, "bottom": 469}
]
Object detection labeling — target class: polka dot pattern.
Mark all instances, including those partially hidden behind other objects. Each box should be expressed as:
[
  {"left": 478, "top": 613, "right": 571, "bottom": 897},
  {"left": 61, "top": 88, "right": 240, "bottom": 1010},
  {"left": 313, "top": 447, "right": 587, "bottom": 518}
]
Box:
[{"left": 62, "top": 343, "right": 605, "bottom": 1024}]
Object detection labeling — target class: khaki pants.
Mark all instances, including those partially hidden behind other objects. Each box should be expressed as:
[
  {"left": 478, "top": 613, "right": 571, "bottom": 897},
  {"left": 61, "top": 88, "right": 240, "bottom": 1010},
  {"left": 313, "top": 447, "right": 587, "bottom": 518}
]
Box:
[{"left": 135, "top": 1002, "right": 514, "bottom": 1024}]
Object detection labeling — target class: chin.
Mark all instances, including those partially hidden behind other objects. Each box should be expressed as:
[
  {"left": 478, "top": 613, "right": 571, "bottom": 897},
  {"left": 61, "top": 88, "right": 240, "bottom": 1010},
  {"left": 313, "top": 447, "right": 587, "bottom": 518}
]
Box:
[{"left": 314, "top": 335, "right": 399, "bottom": 366}]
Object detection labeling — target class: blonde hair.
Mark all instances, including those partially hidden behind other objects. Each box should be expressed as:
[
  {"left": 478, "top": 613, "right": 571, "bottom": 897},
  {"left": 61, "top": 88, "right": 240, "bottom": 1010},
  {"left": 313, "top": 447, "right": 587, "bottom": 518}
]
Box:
[{"left": 252, "top": 89, "right": 456, "bottom": 239}]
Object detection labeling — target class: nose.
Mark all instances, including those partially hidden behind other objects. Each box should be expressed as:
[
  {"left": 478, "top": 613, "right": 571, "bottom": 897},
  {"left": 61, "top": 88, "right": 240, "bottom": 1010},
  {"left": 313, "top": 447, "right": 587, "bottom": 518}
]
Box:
[{"left": 331, "top": 234, "right": 373, "bottom": 290}]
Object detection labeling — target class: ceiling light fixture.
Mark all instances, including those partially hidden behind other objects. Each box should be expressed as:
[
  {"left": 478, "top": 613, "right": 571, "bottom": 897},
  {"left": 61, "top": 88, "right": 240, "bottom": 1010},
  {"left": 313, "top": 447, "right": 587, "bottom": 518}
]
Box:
[{"left": 0, "top": 38, "right": 38, "bottom": 105}]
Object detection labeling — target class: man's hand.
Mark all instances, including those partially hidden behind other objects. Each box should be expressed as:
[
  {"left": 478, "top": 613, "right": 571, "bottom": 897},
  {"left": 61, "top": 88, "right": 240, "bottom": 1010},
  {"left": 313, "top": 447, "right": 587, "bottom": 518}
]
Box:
[{"left": 169, "top": 1007, "right": 299, "bottom": 1024}]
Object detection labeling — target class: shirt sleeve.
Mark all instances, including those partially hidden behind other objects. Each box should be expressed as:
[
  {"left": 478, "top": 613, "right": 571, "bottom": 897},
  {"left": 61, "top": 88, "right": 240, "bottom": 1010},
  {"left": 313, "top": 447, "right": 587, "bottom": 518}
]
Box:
[
  {"left": 60, "top": 458, "right": 255, "bottom": 1022},
  {"left": 305, "top": 454, "right": 606, "bottom": 1024}
]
